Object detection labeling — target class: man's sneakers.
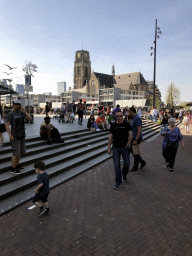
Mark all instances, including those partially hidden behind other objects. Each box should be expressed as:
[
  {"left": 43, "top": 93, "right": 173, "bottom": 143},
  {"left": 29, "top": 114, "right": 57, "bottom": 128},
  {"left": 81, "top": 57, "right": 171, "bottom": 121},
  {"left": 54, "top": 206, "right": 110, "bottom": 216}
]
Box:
[
  {"left": 140, "top": 162, "right": 147, "bottom": 170},
  {"left": 38, "top": 206, "right": 46, "bottom": 216},
  {"left": 130, "top": 162, "right": 147, "bottom": 173},
  {"left": 113, "top": 184, "right": 122, "bottom": 190},
  {"left": 45, "top": 208, "right": 51, "bottom": 214},
  {"left": 11, "top": 168, "right": 21, "bottom": 175},
  {"left": 96, "top": 129, "right": 101, "bottom": 131},
  {"left": 129, "top": 168, "right": 139, "bottom": 174}
]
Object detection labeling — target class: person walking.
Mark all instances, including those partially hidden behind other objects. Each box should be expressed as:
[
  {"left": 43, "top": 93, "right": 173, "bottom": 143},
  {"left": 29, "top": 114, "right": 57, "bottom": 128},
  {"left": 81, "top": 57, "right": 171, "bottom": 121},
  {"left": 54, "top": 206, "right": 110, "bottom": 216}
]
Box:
[
  {"left": 108, "top": 110, "right": 133, "bottom": 189},
  {"left": 5, "top": 99, "right": 32, "bottom": 174},
  {"left": 161, "top": 118, "right": 184, "bottom": 172},
  {"left": 153, "top": 107, "right": 158, "bottom": 123},
  {"left": 183, "top": 113, "right": 190, "bottom": 133},
  {"left": 45, "top": 102, "right": 50, "bottom": 117},
  {"left": 72, "top": 100, "right": 76, "bottom": 119},
  {"left": 129, "top": 107, "right": 146, "bottom": 173},
  {"left": 77, "top": 99, "right": 85, "bottom": 125}
]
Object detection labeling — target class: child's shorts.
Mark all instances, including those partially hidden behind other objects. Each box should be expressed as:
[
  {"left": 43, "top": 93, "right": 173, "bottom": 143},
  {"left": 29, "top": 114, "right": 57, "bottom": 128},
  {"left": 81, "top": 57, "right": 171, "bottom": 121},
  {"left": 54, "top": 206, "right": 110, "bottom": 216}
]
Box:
[{"left": 32, "top": 194, "right": 48, "bottom": 203}]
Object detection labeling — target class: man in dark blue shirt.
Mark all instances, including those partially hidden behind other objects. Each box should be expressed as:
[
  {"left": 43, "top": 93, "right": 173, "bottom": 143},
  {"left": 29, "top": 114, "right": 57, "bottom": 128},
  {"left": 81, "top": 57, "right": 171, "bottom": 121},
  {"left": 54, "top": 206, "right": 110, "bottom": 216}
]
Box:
[{"left": 129, "top": 107, "right": 146, "bottom": 173}]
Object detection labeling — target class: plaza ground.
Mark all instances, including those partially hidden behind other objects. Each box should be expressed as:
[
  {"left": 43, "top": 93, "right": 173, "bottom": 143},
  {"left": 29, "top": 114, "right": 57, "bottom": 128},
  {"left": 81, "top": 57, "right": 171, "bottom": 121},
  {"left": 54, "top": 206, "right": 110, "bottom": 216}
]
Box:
[{"left": 0, "top": 123, "right": 192, "bottom": 256}]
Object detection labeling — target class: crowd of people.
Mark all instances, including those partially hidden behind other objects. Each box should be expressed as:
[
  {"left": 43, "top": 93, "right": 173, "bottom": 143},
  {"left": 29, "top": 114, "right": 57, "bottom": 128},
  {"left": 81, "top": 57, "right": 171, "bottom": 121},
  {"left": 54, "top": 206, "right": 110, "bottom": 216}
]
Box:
[{"left": 0, "top": 99, "right": 190, "bottom": 215}]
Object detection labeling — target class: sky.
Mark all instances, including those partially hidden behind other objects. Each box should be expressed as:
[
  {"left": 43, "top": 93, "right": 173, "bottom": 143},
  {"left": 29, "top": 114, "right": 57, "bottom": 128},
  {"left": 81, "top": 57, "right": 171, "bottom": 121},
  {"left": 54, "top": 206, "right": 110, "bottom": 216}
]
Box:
[{"left": 0, "top": 0, "right": 191, "bottom": 103}]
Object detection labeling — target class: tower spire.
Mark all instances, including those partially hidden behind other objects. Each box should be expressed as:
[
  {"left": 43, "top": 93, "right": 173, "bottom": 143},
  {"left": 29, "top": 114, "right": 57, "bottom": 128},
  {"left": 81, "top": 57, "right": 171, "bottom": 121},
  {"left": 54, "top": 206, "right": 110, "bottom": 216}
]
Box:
[{"left": 112, "top": 62, "right": 115, "bottom": 84}]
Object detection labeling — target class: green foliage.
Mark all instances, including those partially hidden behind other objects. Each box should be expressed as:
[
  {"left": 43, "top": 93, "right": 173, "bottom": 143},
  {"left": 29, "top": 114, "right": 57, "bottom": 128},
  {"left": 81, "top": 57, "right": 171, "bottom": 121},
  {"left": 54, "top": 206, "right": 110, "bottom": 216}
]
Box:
[
  {"left": 148, "top": 95, "right": 161, "bottom": 109},
  {"left": 165, "top": 83, "right": 180, "bottom": 107}
]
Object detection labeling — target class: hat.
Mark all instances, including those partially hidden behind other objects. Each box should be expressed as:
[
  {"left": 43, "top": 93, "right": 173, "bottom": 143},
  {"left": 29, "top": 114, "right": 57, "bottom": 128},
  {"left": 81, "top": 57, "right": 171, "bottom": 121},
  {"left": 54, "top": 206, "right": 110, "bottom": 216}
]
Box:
[
  {"left": 44, "top": 116, "right": 51, "bottom": 121},
  {"left": 109, "top": 113, "right": 113, "bottom": 115},
  {"left": 14, "top": 99, "right": 21, "bottom": 104}
]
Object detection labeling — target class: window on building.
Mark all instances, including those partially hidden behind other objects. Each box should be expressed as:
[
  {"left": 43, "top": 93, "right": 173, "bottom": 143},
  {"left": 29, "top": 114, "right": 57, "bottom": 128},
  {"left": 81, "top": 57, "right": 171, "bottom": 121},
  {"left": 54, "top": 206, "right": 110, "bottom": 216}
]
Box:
[{"left": 85, "top": 67, "right": 88, "bottom": 77}]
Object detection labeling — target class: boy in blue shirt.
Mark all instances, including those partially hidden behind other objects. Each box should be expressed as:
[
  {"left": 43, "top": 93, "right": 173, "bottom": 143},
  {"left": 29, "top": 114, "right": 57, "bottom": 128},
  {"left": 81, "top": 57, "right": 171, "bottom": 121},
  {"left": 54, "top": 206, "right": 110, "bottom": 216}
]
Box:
[{"left": 33, "top": 160, "right": 50, "bottom": 216}]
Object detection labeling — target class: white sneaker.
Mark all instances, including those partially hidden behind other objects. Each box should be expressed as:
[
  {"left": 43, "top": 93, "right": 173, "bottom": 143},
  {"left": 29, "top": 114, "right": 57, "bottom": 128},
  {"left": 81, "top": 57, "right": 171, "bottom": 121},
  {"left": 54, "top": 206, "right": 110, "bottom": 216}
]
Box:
[{"left": 96, "top": 129, "right": 101, "bottom": 131}]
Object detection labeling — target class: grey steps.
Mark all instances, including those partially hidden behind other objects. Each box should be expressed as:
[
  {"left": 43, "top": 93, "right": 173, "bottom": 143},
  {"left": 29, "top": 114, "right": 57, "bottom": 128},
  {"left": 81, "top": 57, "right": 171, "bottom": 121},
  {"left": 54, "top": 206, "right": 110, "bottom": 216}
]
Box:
[
  {"left": 0, "top": 132, "right": 109, "bottom": 165},
  {"left": 0, "top": 129, "right": 97, "bottom": 155},
  {"left": 0, "top": 141, "right": 108, "bottom": 200},
  {"left": 0, "top": 152, "right": 111, "bottom": 216},
  {"left": 0, "top": 137, "right": 107, "bottom": 185}
]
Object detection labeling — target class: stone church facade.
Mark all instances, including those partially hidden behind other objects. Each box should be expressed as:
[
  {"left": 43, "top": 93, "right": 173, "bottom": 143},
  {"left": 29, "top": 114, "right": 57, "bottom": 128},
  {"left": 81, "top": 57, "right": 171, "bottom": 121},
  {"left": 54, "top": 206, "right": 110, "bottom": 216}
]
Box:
[{"left": 61, "top": 49, "right": 161, "bottom": 107}]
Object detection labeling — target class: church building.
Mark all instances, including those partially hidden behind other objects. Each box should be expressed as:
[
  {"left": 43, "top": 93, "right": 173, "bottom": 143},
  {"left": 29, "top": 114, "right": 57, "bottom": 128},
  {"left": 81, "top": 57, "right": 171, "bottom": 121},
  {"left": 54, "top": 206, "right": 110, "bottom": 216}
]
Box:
[{"left": 61, "top": 49, "right": 161, "bottom": 108}]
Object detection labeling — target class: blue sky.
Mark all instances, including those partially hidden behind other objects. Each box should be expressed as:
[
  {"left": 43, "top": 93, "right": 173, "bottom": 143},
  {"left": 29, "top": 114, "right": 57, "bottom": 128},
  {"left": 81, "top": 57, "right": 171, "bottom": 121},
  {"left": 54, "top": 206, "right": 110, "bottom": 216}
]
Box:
[{"left": 0, "top": 0, "right": 191, "bottom": 103}]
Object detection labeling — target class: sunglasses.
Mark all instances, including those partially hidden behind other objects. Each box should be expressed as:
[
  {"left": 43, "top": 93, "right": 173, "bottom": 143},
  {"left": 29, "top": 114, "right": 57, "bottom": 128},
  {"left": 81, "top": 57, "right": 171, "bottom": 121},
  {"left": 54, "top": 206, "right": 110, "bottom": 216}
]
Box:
[
  {"left": 14, "top": 103, "right": 21, "bottom": 106},
  {"left": 116, "top": 115, "right": 123, "bottom": 118}
]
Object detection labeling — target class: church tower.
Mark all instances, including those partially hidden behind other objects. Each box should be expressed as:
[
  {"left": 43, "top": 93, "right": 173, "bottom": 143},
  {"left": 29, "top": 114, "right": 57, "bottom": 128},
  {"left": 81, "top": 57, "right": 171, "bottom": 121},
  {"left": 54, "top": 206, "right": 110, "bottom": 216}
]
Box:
[
  {"left": 112, "top": 63, "right": 115, "bottom": 84},
  {"left": 74, "top": 50, "right": 91, "bottom": 89}
]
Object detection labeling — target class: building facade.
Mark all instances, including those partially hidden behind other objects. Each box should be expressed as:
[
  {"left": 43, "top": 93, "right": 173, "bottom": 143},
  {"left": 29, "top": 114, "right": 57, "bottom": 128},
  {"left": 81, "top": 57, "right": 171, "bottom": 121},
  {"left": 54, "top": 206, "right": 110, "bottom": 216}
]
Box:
[
  {"left": 57, "top": 81, "right": 66, "bottom": 95},
  {"left": 16, "top": 84, "right": 25, "bottom": 94}
]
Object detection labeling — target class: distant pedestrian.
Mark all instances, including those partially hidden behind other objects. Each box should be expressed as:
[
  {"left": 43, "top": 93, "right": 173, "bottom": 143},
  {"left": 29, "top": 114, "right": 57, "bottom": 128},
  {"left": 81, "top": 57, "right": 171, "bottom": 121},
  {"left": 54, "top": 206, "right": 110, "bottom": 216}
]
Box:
[
  {"left": 183, "top": 113, "right": 190, "bottom": 133},
  {"left": 5, "top": 99, "right": 32, "bottom": 174},
  {"left": 84, "top": 101, "right": 87, "bottom": 120},
  {"left": 66, "top": 101, "right": 73, "bottom": 122},
  {"left": 129, "top": 107, "right": 146, "bottom": 173},
  {"left": 45, "top": 102, "right": 50, "bottom": 117},
  {"left": 77, "top": 99, "right": 85, "bottom": 125},
  {"left": 108, "top": 110, "right": 133, "bottom": 189},
  {"left": 33, "top": 160, "right": 51, "bottom": 216},
  {"left": 153, "top": 107, "right": 158, "bottom": 123},
  {"left": 161, "top": 118, "right": 184, "bottom": 172},
  {"left": 72, "top": 100, "right": 76, "bottom": 117}
]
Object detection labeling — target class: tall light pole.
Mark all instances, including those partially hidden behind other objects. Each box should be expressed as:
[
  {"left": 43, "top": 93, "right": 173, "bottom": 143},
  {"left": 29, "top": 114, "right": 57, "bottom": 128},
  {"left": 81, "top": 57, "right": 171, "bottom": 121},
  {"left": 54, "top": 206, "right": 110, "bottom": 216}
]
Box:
[{"left": 150, "top": 19, "right": 162, "bottom": 108}]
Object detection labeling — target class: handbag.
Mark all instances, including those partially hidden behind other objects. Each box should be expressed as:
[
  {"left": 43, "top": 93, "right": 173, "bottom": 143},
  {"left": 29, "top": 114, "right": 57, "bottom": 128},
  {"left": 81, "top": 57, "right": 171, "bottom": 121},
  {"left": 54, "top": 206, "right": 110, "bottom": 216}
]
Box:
[
  {"left": 167, "top": 139, "right": 177, "bottom": 149},
  {"left": 0, "top": 123, "right": 6, "bottom": 133}
]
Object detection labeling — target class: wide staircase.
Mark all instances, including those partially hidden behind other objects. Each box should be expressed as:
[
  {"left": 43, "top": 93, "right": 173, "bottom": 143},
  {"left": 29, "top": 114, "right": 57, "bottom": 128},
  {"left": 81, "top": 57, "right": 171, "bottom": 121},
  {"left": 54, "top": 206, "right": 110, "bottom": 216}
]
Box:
[{"left": 0, "top": 119, "right": 177, "bottom": 215}]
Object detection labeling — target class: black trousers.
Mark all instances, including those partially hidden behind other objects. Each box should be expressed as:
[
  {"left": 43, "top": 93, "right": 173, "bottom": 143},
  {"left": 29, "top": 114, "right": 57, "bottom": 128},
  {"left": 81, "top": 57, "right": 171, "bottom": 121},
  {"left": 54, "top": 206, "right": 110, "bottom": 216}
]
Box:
[
  {"left": 163, "top": 147, "right": 178, "bottom": 169},
  {"left": 130, "top": 139, "right": 145, "bottom": 171},
  {"left": 78, "top": 110, "right": 84, "bottom": 123}
]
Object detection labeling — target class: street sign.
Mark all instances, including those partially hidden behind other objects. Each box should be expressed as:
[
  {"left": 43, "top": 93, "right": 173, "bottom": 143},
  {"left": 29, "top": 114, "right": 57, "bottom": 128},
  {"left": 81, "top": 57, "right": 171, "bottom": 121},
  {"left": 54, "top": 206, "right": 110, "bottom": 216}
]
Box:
[{"left": 24, "top": 85, "right": 33, "bottom": 92}]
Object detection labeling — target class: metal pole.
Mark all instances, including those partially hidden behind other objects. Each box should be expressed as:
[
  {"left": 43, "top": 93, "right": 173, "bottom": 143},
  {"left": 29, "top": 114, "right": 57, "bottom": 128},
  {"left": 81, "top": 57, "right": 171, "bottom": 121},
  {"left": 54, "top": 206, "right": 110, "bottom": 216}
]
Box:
[{"left": 153, "top": 19, "right": 157, "bottom": 108}]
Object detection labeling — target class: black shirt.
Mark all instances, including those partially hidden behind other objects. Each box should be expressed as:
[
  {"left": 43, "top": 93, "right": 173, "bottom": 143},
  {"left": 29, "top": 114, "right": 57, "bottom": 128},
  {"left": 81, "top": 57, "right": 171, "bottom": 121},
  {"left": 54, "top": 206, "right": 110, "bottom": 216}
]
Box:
[
  {"left": 110, "top": 120, "right": 132, "bottom": 147},
  {"left": 37, "top": 172, "right": 50, "bottom": 196}
]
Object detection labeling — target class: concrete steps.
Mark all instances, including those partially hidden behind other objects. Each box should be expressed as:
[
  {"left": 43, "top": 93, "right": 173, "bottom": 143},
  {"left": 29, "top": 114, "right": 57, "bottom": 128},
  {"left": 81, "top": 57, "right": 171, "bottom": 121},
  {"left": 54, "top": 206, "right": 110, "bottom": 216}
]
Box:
[{"left": 0, "top": 120, "right": 172, "bottom": 215}]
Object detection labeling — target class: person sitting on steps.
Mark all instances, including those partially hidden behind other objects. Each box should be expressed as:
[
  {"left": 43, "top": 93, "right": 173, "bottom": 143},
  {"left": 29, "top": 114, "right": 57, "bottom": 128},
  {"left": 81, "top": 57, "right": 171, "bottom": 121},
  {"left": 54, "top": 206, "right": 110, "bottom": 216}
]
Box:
[
  {"left": 87, "top": 114, "right": 101, "bottom": 131},
  {"left": 96, "top": 113, "right": 108, "bottom": 130},
  {"left": 40, "top": 117, "right": 64, "bottom": 144}
]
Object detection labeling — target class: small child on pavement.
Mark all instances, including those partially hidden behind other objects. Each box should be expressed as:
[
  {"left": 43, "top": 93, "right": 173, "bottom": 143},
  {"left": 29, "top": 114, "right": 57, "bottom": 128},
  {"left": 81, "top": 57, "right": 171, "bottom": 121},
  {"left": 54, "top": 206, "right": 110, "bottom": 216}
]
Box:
[{"left": 33, "top": 160, "right": 50, "bottom": 216}]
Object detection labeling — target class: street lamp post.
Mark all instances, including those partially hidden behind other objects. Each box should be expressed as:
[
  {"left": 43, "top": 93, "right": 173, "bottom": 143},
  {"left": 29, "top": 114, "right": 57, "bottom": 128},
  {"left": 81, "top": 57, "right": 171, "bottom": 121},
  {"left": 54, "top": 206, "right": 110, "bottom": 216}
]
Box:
[{"left": 150, "top": 19, "right": 162, "bottom": 108}]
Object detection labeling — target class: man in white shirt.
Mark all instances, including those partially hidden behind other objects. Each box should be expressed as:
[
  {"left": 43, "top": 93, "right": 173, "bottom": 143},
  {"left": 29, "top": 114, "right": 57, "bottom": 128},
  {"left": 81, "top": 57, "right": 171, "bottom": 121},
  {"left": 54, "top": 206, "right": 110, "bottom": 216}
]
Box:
[{"left": 153, "top": 107, "right": 158, "bottom": 123}]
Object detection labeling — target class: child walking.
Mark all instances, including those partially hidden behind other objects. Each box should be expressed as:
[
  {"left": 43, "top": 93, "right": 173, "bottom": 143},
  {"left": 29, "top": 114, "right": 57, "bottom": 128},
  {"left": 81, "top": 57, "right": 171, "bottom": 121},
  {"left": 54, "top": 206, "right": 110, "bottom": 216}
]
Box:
[{"left": 33, "top": 160, "right": 50, "bottom": 216}]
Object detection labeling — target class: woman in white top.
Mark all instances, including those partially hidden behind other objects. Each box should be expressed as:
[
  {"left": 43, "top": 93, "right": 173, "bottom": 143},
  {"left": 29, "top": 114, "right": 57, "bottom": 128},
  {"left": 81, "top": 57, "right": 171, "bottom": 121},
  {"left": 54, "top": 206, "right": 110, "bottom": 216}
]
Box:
[
  {"left": 183, "top": 113, "right": 190, "bottom": 133},
  {"left": 0, "top": 106, "right": 4, "bottom": 148}
]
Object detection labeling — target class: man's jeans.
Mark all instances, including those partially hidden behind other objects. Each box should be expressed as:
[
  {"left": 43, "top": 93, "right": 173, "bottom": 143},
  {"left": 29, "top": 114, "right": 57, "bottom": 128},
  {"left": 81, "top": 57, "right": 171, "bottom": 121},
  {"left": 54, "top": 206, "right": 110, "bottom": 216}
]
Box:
[
  {"left": 113, "top": 147, "right": 130, "bottom": 186},
  {"left": 153, "top": 115, "right": 157, "bottom": 123}
]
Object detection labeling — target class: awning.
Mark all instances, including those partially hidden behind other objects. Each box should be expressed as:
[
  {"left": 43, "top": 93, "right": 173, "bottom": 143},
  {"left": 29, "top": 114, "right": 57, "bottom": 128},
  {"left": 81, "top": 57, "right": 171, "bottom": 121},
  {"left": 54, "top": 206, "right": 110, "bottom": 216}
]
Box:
[{"left": 0, "top": 85, "right": 18, "bottom": 95}]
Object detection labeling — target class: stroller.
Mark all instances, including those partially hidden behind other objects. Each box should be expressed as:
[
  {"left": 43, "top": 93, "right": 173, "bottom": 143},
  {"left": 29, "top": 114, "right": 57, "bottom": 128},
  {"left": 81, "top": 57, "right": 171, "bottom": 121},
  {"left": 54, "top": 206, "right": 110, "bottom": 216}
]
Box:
[{"left": 58, "top": 110, "right": 66, "bottom": 123}]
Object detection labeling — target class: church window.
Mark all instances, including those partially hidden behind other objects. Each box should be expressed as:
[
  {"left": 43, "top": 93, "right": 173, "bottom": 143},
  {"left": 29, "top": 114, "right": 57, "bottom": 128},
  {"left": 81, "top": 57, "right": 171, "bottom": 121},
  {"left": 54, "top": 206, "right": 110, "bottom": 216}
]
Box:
[
  {"left": 77, "top": 66, "right": 80, "bottom": 76},
  {"left": 85, "top": 67, "right": 88, "bottom": 77}
]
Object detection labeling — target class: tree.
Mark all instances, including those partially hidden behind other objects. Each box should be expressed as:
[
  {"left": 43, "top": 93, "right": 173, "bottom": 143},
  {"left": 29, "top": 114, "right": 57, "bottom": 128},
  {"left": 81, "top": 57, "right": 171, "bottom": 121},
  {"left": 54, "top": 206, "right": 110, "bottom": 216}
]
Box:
[
  {"left": 148, "top": 95, "right": 161, "bottom": 109},
  {"left": 23, "top": 60, "right": 38, "bottom": 76},
  {"left": 165, "top": 83, "right": 180, "bottom": 107}
]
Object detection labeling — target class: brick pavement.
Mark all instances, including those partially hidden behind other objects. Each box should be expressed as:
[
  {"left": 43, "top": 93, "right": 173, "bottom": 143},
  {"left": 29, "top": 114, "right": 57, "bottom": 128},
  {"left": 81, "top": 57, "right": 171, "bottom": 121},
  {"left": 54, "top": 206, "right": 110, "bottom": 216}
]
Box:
[{"left": 0, "top": 124, "right": 192, "bottom": 256}]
